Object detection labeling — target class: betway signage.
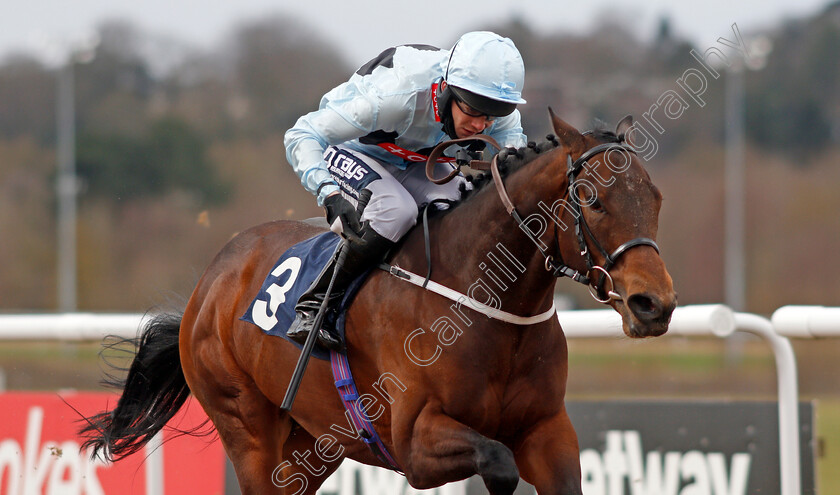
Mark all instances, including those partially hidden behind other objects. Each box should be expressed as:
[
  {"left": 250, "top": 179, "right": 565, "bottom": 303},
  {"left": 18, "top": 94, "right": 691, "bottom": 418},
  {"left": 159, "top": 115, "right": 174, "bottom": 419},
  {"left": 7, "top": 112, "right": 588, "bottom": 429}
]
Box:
[
  {"left": 577, "top": 430, "right": 751, "bottom": 494},
  {"left": 564, "top": 400, "right": 815, "bottom": 495},
  {"left": 0, "top": 393, "right": 224, "bottom": 495}
]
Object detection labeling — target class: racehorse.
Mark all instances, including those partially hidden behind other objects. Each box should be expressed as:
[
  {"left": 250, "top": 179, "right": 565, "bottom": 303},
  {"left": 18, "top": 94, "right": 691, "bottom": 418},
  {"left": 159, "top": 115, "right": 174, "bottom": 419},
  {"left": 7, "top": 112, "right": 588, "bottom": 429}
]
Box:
[{"left": 81, "top": 111, "right": 676, "bottom": 494}]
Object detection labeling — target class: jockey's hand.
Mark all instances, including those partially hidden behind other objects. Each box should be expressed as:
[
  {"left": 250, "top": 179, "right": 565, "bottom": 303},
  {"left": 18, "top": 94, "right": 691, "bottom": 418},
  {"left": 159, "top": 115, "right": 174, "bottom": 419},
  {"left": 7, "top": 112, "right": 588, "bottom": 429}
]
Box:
[{"left": 324, "top": 193, "right": 365, "bottom": 243}]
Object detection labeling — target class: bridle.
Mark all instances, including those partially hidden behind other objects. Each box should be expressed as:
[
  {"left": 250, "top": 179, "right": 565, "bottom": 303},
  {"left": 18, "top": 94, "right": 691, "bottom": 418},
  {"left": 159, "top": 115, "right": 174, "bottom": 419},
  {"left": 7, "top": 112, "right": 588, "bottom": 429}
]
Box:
[
  {"left": 426, "top": 134, "right": 660, "bottom": 304},
  {"left": 552, "top": 138, "right": 660, "bottom": 302}
]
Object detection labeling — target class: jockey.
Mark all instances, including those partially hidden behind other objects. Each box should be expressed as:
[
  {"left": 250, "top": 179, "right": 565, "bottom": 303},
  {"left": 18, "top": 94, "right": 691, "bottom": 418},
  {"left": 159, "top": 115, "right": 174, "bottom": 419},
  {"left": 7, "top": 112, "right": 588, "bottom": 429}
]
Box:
[{"left": 284, "top": 31, "right": 528, "bottom": 351}]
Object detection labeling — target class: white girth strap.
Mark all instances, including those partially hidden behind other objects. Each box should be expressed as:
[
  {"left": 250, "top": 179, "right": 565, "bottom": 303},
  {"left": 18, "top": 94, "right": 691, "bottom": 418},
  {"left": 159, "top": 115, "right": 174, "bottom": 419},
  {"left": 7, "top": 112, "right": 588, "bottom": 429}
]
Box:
[{"left": 384, "top": 265, "right": 557, "bottom": 326}]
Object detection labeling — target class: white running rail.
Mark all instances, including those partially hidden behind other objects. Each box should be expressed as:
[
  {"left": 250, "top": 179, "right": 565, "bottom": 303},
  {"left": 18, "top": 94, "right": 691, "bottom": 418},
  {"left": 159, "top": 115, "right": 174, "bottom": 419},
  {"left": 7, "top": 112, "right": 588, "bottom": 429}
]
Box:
[{"left": 3, "top": 304, "right": 829, "bottom": 495}]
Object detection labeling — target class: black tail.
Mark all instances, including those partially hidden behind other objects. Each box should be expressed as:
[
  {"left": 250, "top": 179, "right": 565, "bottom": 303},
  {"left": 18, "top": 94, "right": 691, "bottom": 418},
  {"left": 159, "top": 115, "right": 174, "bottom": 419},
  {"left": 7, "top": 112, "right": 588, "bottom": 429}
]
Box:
[{"left": 80, "top": 312, "right": 194, "bottom": 461}]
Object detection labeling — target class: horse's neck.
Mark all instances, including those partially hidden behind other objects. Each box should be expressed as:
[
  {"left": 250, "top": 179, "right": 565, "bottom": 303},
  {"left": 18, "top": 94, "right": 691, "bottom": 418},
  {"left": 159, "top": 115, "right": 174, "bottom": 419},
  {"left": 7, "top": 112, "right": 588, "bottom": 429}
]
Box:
[{"left": 420, "top": 154, "right": 563, "bottom": 315}]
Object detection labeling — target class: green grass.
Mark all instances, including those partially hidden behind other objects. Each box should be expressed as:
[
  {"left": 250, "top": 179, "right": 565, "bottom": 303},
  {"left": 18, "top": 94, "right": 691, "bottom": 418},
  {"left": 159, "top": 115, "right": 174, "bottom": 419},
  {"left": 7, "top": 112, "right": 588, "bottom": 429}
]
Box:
[
  {"left": 568, "top": 342, "right": 774, "bottom": 372},
  {"left": 0, "top": 341, "right": 132, "bottom": 391},
  {"left": 817, "top": 399, "right": 840, "bottom": 494},
  {"left": 0, "top": 341, "right": 101, "bottom": 361}
]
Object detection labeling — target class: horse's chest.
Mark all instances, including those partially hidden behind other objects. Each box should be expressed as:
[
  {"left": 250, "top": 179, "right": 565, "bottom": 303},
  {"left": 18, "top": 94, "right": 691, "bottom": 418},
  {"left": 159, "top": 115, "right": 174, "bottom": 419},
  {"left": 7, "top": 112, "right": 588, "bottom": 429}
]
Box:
[{"left": 438, "top": 369, "right": 564, "bottom": 437}]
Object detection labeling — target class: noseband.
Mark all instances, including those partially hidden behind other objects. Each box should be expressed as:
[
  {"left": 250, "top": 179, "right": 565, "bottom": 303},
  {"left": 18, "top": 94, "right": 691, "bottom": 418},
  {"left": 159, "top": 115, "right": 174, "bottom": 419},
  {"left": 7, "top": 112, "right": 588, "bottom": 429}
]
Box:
[{"left": 425, "top": 134, "right": 659, "bottom": 304}]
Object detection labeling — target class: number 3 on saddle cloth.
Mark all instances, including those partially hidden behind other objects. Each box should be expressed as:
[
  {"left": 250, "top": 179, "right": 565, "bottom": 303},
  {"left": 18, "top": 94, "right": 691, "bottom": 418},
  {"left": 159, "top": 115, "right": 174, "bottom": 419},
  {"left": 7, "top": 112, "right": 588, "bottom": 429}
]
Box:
[
  {"left": 241, "top": 231, "right": 360, "bottom": 360},
  {"left": 240, "top": 231, "right": 402, "bottom": 470}
]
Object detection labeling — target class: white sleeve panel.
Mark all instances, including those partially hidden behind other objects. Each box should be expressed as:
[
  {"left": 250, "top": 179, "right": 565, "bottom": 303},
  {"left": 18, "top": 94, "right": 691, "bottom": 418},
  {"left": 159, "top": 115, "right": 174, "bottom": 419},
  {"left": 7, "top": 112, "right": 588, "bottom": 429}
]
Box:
[
  {"left": 285, "top": 76, "right": 418, "bottom": 204},
  {"left": 488, "top": 110, "right": 528, "bottom": 149}
]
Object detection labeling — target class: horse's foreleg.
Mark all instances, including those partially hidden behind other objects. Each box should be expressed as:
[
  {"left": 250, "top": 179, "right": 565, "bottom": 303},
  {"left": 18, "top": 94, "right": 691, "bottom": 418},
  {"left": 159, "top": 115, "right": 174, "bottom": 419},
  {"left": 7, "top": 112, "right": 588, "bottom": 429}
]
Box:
[
  {"left": 513, "top": 407, "right": 582, "bottom": 495},
  {"left": 397, "top": 406, "right": 519, "bottom": 495}
]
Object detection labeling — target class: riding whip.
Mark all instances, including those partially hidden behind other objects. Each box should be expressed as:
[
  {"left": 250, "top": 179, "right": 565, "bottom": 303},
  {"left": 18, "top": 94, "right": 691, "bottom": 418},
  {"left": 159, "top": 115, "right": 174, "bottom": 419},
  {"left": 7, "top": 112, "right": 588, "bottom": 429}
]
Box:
[{"left": 280, "top": 189, "right": 372, "bottom": 411}]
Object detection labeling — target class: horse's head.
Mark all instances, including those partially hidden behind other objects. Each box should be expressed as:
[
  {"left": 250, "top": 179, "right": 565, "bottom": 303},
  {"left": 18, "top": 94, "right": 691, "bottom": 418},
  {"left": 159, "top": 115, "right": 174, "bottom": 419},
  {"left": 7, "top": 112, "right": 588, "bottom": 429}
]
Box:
[{"left": 548, "top": 109, "right": 677, "bottom": 337}]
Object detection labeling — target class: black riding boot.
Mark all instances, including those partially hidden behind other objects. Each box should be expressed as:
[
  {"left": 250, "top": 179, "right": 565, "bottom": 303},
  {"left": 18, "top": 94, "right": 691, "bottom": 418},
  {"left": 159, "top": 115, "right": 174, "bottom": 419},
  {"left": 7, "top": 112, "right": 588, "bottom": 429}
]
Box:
[{"left": 286, "top": 225, "right": 394, "bottom": 352}]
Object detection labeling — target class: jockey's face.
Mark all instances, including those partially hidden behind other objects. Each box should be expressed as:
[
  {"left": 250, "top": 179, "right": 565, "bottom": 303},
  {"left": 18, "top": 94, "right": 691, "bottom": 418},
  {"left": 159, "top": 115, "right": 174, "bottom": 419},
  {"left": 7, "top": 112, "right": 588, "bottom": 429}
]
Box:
[{"left": 450, "top": 98, "right": 492, "bottom": 139}]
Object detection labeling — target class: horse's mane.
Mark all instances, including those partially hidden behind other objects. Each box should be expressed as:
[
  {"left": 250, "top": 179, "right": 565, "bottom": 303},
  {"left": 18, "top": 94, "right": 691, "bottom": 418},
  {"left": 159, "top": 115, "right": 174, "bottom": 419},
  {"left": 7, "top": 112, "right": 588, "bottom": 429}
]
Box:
[
  {"left": 582, "top": 118, "right": 626, "bottom": 144},
  {"left": 462, "top": 137, "right": 558, "bottom": 199},
  {"left": 444, "top": 120, "right": 621, "bottom": 212}
]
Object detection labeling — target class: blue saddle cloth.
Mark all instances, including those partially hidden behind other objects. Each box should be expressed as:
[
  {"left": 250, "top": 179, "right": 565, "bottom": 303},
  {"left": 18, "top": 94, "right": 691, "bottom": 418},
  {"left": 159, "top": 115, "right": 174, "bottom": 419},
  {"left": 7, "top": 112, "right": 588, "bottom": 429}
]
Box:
[{"left": 240, "top": 232, "right": 368, "bottom": 360}]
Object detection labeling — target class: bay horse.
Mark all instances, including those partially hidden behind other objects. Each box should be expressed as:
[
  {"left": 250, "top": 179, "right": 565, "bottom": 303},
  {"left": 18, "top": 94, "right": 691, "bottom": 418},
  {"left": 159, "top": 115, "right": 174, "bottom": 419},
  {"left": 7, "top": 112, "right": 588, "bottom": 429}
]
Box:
[{"left": 81, "top": 111, "right": 676, "bottom": 494}]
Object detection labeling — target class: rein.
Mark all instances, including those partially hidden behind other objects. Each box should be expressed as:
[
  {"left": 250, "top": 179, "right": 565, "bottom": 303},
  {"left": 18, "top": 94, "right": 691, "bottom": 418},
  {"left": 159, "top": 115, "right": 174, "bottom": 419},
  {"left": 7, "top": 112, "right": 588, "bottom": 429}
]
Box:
[{"left": 424, "top": 134, "right": 659, "bottom": 305}]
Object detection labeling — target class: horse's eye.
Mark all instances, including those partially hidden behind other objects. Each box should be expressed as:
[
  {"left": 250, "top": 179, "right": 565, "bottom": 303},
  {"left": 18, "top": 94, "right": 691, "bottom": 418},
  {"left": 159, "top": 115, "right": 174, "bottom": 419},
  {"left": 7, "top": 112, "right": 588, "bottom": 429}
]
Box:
[{"left": 590, "top": 198, "right": 604, "bottom": 212}]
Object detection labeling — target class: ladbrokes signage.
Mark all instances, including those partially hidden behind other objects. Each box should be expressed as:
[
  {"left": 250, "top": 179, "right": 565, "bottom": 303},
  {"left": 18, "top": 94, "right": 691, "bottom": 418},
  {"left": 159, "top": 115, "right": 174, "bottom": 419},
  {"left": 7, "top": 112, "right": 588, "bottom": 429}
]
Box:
[{"left": 0, "top": 393, "right": 224, "bottom": 495}]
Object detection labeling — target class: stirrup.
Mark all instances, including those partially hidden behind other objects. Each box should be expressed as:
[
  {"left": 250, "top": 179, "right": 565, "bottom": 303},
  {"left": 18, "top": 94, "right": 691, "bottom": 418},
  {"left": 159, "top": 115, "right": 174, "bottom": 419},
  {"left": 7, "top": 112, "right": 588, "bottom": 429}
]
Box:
[
  {"left": 315, "top": 327, "right": 343, "bottom": 352},
  {"left": 286, "top": 310, "right": 344, "bottom": 352},
  {"left": 286, "top": 309, "right": 316, "bottom": 344}
]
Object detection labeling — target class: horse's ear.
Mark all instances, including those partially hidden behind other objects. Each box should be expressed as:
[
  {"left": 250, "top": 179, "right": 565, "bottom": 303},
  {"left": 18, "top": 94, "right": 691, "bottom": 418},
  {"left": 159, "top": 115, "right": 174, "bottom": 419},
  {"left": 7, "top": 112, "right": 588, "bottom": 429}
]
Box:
[
  {"left": 615, "top": 114, "right": 634, "bottom": 142},
  {"left": 548, "top": 107, "right": 584, "bottom": 151}
]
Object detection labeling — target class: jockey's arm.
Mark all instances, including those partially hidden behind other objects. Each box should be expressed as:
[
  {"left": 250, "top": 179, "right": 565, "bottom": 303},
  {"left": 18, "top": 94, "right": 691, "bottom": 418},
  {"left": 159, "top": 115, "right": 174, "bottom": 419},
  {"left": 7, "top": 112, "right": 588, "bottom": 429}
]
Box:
[
  {"left": 284, "top": 107, "right": 368, "bottom": 206},
  {"left": 284, "top": 79, "right": 413, "bottom": 206}
]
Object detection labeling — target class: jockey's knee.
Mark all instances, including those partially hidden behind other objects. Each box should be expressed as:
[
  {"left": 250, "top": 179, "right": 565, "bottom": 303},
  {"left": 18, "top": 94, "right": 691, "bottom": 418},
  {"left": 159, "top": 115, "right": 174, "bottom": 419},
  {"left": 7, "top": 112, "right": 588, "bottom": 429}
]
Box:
[{"left": 364, "top": 187, "right": 418, "bottom": 242}]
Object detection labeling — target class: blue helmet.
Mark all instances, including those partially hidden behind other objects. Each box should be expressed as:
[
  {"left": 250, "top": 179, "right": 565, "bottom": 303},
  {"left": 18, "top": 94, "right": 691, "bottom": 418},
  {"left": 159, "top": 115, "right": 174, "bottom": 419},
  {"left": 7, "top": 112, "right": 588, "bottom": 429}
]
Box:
[{"left": 443, "top": 31, "right": 527, "bottom": 117}]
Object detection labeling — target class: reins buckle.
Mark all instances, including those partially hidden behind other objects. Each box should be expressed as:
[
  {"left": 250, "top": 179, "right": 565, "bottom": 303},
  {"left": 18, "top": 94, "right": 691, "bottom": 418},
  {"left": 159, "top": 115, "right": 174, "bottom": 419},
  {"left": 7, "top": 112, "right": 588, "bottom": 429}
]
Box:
[{"left": 388, "top": 265, "right": 410, "bottom": 280}]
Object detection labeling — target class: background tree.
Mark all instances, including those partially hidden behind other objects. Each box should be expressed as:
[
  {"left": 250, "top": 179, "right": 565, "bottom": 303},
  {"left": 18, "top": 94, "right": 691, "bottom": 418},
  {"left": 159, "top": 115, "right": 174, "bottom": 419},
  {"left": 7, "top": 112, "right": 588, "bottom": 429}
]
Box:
[
  {"left": 1, "top": 8, "right": 839, "bottom": 310},
  {"left": 230, "top": 15, "right": 351, "bottom": 135}
]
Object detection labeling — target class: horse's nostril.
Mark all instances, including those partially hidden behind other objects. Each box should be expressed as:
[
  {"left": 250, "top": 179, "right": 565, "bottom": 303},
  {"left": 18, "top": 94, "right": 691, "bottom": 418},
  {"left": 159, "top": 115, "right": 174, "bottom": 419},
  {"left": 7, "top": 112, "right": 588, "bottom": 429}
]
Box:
[{"left": 627, "top": 293, "right": 663, "bottom": 322}]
